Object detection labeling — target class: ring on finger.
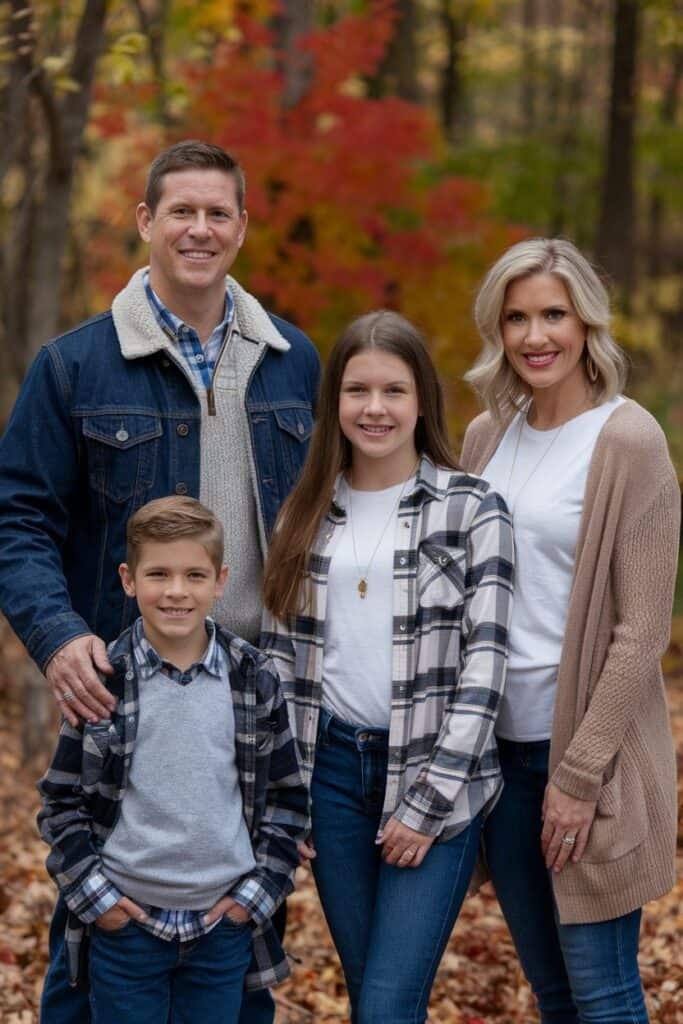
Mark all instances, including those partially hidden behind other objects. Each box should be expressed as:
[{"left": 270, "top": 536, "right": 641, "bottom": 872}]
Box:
[
  {"left": 561, "top": 834, "right": 577, "bottom": 846},
  {"left": 62, "top": 691, "right": 75, "bottom": 703}
]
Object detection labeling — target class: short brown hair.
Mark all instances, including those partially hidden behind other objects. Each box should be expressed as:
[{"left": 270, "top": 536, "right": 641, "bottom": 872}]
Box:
[
  {"left": 126, "top": 497, "right": 224, "bottom": 573},
  {"left": 144, "top": 140, "right": 246, "bottom": 214}
]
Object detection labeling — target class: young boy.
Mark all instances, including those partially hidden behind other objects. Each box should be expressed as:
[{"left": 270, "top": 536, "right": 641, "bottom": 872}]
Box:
[{"left": 37, "top": 496, "right": 307, "bottom": 1023}]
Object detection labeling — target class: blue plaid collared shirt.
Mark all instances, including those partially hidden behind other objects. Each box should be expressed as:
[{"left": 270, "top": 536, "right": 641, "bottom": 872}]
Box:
[
  {"left": 126, "top": 617, "right": 226, "bottom": 941},
  {"left": 143, "top": 269, "right": 234, "bottom": 390},
  {"left": 132, "top": 615, "right": 222, "bottom": 686}
]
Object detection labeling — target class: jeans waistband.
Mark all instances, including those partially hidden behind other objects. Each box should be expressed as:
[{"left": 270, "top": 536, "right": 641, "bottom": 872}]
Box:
[{"left": 318, "top": 708, "right": 389, "bottom": 751}]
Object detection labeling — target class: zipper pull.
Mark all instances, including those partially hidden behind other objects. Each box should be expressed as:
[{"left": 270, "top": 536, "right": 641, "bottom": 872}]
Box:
[{"left": 207, "top": 386, "right": 216, "bottom": 416}]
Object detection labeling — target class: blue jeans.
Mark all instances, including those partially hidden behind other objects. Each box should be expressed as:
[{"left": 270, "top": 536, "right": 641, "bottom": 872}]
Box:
[
  {"left": 484, "top": 738, "right": 649, "bottom": 1024},
  {"left": 40, "top": 896, "right": 279, "bottom": 1024},
  {"left": 88, "top": 917, "right": 252, "bottom": 1024},
  {"left": 310, "top": 711, "right": 482, "bottom": 1024}
]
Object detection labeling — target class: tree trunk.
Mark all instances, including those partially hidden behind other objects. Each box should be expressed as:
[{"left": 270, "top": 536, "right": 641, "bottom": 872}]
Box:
[
  {"left": 271, "top": 0, "right": 315, "bottom": 108},
  {"left": 647, "top": 46, "right": 683, "bottom": 278},
  {"left": 520, "top": 0, "right": 537, "bottom": 134},
  {"left": 374, "top": 0, "right": 419, "bottom": 101},
  {"left": 439, "top": 1, "right": 469, "bottom": 142},
  {"left": 24, "top": 0, "right": 108, "bottom": 367},
  {"left": 596, "top": 0, "right": 641, "bottom": 297}
]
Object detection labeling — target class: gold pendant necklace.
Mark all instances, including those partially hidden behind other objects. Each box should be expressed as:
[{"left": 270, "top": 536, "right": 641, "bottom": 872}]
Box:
[{"left": 347, "top": 463, "right": 418, "bottom": 599}]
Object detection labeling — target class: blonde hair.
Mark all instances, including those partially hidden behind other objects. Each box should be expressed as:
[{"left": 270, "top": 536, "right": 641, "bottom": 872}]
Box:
[
  {"left": 126, "top": 496, "right": 224, "bottom": 573},
  {"left": 466, "top": 238, "right": 628, "bottom": 421}
]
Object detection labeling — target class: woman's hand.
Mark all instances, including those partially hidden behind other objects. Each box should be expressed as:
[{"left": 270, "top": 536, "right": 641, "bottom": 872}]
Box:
[
  {"left": 377, "top": 817, "right": 435, "bottom": 868},
  {"left": 541, "top": 782, "right": 597, "bottom": 873},
  {"left": 297, "top": 837, "right": 317, "bottom": 866}
]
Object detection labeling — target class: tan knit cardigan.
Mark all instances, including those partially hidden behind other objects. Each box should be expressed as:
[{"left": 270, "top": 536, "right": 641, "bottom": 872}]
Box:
[{"left": 461, "top": 398, "right": 680, "bottom": 924}]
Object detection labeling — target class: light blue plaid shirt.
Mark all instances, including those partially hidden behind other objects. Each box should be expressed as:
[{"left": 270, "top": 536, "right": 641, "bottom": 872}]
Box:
[{"left": 143, "top": 269, "right": 235, "bottom": 390}]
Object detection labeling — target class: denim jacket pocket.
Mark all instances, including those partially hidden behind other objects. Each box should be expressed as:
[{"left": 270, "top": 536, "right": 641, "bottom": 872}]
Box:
[
  {"left": 273, "top": 405, "right": 313, "bottom": 481},
  {"left": 417, "top": 544, "right": 466, "bottom": 609},
  {"left": 83, "top": 414, "right": 162, "bottom": 503}
]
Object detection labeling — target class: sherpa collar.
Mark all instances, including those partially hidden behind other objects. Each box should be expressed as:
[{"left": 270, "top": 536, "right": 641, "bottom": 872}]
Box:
[{"left": 111, "top": 267, "right": 291, "bottom": 360}]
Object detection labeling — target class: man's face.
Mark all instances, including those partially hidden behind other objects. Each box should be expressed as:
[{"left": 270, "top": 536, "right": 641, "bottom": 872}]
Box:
[{"left": 136, "top": 168, "right": 248, "bottom": 306}]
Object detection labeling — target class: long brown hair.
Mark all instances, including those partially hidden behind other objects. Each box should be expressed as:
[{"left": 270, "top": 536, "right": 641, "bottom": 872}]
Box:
[{"left": 263, "top": 310, "right": 457, "bottom": 620}]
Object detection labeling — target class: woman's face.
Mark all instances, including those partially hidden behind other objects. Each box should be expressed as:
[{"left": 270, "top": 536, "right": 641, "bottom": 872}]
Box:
[
  {"left": 501, "top": 273, "right": 588, "bottom": 398},
  {"left": 339, "top": 349, "right": 420, "bottom": 476}
]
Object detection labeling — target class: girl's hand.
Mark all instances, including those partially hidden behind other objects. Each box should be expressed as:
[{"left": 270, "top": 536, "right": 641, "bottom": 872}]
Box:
[
  {"left": 297, "top": 837, "right": 317, "bottom": 866},
  {"left": 541, "top": 782, "right": 597, "bottom": 873},
  {"left": 377, "top": 817, "right": 435, "bottom": 868}
]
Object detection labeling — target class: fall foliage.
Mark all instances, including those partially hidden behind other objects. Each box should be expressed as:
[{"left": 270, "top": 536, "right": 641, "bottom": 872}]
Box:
[{"left": 0, "top": 616, "right": 681, "bottom": 1022}]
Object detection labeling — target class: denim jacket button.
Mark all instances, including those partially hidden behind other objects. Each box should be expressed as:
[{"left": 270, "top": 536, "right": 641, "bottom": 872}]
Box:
[
  {"left": 125, "top": 671, "right": 134, "bottom": 681},
  {"left": 297, "top": 422, "right": 305, "bottom": 436},
  {"left": 399, "top": 624, "right": 406, "bottom": 632},
  {"left": 175, "top": 482, "right": 188, "bottom": 495},
  {"left": 399, "top": 557, "right": 407, "bottom": 566},
  {"left": 176, "top": 423, "right": 189, "bottom": 437},
  {"left": 115, "top": 429, "right": 129, "bottom": 443}
]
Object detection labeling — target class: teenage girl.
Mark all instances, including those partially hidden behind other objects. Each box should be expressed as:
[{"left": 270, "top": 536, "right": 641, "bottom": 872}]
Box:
[{"left": 262, "top": 310, "right": 514, "bottom": 1024}]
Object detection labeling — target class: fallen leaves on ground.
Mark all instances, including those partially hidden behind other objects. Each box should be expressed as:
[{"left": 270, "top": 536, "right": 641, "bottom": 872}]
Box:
[{"left": 1, "top": 635, "right": 681, "bottom": 1023}]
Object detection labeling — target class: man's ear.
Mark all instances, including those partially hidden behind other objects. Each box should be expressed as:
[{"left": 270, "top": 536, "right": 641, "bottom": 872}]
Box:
[
  {"left": 237, "top": 209, "right": 248, "bottom": 249},
  {"left": 215, "top": 565, "right": 228, "bottom": 599},
  {"left": 119, "top": 563, "right": 136, "bottom": 598},
  {"left": 136, "top": 203, "right": 153, "bottom": 243}
]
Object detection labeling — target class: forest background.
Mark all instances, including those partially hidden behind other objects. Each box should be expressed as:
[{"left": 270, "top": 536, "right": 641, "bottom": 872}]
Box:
[{"left": 0, "top": 1, "right": 681, "bottom": 1022}]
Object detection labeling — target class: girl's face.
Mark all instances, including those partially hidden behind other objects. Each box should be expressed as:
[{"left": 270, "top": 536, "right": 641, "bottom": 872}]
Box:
[
  {"left": 501, "top": 273, "right": 588, "bottom": 398},
  {"left": 339, "top": 349, "right": 420, "bottom": 477}
]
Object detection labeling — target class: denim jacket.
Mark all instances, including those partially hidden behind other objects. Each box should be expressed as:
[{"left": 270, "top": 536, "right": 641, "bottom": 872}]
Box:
[
  {"left": 37, "top": 621, "right": 308, "bottom": 990},
  {"left": 0, "top": 270, "right": 320, "bottom": 669}
]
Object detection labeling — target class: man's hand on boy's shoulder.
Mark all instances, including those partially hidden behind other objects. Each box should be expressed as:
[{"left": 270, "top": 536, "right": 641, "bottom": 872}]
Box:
[
  {"left": 45, "top": 634, "right": 116, "bottom": 727},
  {"left": 203, "top": 895, "right": 252, "bottom": 928},
  {"left": 95, "top": 896, "right": 148, "bottom": 932}
]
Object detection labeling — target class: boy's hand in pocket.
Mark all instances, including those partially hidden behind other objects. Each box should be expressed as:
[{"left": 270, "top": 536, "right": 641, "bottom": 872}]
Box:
[{"left": 95, "top": 896, "right": 147, "bottom": 931}]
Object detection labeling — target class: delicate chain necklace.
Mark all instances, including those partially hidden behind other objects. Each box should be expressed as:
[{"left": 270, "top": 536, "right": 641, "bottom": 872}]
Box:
[
  {"left": 346, "top": 464, "right": 418, "bottom": 599},
  {"left": 504, "top": 403, "right": 565, "bottom": 517}
]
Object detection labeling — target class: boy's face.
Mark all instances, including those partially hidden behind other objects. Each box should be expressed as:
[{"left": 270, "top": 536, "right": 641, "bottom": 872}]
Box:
[{"left": 119, "top": 539, "right": 227, "bottom": 658}]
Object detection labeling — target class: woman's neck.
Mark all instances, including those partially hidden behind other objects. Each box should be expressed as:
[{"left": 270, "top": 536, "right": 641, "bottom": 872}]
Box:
[
  {"left": 348, "top": 447, "right": 419, "bottom": 491},
  {"left": 527, "top": 376, "right": 594, "bottom": 431}
]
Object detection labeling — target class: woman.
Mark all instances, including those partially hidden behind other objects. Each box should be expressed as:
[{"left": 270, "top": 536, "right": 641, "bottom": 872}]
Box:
[
  {"left": 462, "top": 238, "right": 679, "bottom": 1023},
  {"left": 262, "top": 311, "right": 514, "bottom": 1024}
]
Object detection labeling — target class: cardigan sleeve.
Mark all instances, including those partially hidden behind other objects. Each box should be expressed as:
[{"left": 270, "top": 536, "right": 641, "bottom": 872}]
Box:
[{"left": 551, "top": 471, "right": 680, "bottom": 802}]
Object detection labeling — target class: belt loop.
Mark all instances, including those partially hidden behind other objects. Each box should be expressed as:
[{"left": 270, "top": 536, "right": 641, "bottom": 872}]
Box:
[{"left": 317, "top": 707, "right": 333, "bottom": 744}]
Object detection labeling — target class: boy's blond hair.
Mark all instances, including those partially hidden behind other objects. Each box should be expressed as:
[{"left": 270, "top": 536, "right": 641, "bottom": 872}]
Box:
[{"left": 126, "top": 497, "right": 224, "bottom": 573}]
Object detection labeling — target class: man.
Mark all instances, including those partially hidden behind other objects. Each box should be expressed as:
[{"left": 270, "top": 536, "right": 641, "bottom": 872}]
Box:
[{"left": 0, "top": 140, "right": 319, "bottom": 1023}]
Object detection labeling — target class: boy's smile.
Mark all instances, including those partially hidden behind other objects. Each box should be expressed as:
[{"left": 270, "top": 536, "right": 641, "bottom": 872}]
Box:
[{"left": 119, "top": 539, "right": 227, "bottom": 669}]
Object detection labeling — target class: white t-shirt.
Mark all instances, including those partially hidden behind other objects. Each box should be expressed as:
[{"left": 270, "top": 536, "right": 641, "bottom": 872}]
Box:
[
  {"left": 481, "top": 397, "right": 623, "bottom": 741},
  {"left": 322, "top": 478, "right": 408, "bottom": 729}
]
